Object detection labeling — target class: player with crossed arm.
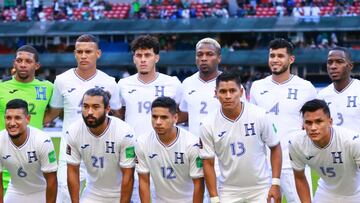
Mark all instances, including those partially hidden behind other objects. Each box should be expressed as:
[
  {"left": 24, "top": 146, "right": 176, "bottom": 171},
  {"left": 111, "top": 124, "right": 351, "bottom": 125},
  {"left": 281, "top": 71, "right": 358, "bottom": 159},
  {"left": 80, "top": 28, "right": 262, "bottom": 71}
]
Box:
[
  {"left": 0, "top": 99, "right": 57, "bottom": 203},
  {"left": 0, "top": 45, "right": 53, "bottom": 192},
  {"left": 118, "top": 35, "right": 181, "bottom": 202},
  {"left": 44, "top": 34, "right": 122, "bottom": 203},
  {"left": 135, "top": 97, "right": 204, "bottom": 203},
  {"left": 289, "top": 99, "right": 360, "bottom": 203},
  {"left": 250, "top": 38, "right": 316, "bottom": 203},
  {"left": 317, "top": 47, "right": 360, "bottom": 132},
  {"left": 200, "top": 71, "right": 282, "bottom": 203},
  {"left": 66, "top": 88, "right": 135, "bottom": 203}
]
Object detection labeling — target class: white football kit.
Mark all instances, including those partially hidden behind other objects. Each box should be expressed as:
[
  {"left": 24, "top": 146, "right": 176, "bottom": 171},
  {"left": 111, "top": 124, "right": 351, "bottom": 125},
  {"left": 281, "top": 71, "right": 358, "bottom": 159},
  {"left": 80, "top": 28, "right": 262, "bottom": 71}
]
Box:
[
  {"left": 135, "top": 127, "right": 203, "bottom": 203},
  {"left": 118, "top": 73, "right": 181, "bottom": 136},
  {"left": 199, "top": 102, "right": 280, "bottom": 202},
  {"left": 0, "top": 127, "right": 57, "bottom": 202},
  {"left": 50, "top": 68, "right": 121, "bottom": 202},
  {"left": 317, "top": 79, "right": 360, "bottom": 132},
  {"left": 250, "top": 74, "right": 317, "bottom": 202},
  {"left": 289, "top": 126, "right": 360, "bottom": 203},
  {"left": 66, "top": 116, "right": 135, "bottom": 202}
]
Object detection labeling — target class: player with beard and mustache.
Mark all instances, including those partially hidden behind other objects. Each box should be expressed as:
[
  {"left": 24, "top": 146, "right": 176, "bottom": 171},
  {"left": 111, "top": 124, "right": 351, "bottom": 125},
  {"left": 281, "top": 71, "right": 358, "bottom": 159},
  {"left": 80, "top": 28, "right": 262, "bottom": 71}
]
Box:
[
  {"left": 250, "top": 38, "right": 317, "bottom": 203},
  {"left": 0, "top": 45, "right": 53, "bottom": 193},
  {"left": 66, "top": 88, "right": 135, "bottom": 203},
  {"left": 0, "top": 99, "right": 57, "bottom": 203}
]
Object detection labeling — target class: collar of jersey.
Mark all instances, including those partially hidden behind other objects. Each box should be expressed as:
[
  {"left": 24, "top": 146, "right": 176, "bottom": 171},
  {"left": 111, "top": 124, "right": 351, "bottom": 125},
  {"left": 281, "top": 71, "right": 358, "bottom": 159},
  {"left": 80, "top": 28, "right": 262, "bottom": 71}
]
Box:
[
  {"left": 136, "top": 72, "right": 159, "bottom": 84},
  {"left": 86, "top": 116, "right": 111, "bottom": 138},
  {"left": 155, "top": 127, "right": 179, "bottom": 148},
  {"left": 311, "top": 127, "right": 333, "bottom": 150},
  {"left": 74, "top": 68, "right": 98, "bottom": 82},
  {"left": 270, "top": 74, "right": 294, "bottom": 85},
  {"left": 333, "top": 78, "right": 354, "bottom": 94},
  {"left": 220, "top": 102, "right": 244, "bottom": 123}
]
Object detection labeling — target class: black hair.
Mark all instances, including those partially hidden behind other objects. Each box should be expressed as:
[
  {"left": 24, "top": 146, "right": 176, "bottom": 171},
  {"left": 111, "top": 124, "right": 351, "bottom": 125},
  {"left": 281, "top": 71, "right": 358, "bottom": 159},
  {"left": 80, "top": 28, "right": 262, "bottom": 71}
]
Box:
[
  {"left": 131, "top": 35, "right": 160, "bottom": 54},
  {"left": 269, "top": 38, "right": 294, "bottom": 55},
  {"left": 6, "top": 99, "right": 29, "bottom": 115},
  {"left": 216, "top": 70, "right": 242, "bottom": 88},
  {"left": 16, "top": 45, "right": 39, "bottom": 62},
  {"left": 300, "top": 99, "right": 331, "bottom": 118},
  {"left": 329, "top": 46, "right": 352, "bottom": 62},
  {"left": 76, "top": 34, "right": 99, "bottom": 47},
  {"left": 151, "top": 96, "right": 177, "bottom": 114},
  {"left": 82, "top": 87, "right": 111, "bottom": 107}
]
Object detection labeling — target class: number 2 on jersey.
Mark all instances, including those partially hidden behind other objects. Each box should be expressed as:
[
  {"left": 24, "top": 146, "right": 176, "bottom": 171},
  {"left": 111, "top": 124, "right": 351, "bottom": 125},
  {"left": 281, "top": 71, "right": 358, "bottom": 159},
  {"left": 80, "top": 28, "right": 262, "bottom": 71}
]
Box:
[{"left": 200, "top": 101, "right": 208, "bottom": 114}]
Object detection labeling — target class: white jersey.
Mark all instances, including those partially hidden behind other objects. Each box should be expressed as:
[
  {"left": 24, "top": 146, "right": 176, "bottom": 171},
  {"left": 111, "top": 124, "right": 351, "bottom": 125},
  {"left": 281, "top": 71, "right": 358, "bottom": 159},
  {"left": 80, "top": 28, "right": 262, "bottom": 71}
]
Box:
[
  {"left": 50, "top": 68, "right": 121, "bottom": 131},
  {"left": 66, "top": 116, "right": 136, "bottom": 198},
  {"left": 180, "top": 72, "right": 246, "bottom": 137},
  {"left": 135, "top": 128, "right": 203, "bottom": 203},
  {"left": 250, "top": 75, "right": 317, "bottom": 168},
  {"left": 118, "top": 73, "right": 181, "bottom": 136},
  {"left": 317, "top": 79, "right": 360, "bottom": 132},
  {"left": 199, "top": 102, "right": 280, "bottom": 194},
  {"left": 0, "top": 127, "right": 57, "bottom": 195},
  {"left": 179, "top": 72, "right": 220, "bottom": 136},
  {"left": 289, "top": 126, "right": 360, "bottom": 196}
]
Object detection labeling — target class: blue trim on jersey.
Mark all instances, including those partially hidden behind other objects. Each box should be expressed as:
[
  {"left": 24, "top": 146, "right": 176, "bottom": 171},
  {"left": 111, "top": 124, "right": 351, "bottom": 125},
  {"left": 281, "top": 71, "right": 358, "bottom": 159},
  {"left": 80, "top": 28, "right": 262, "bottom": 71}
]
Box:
[
  {"left": 312, "top": 127, "right": 334, "bottom": 150},
  {"left": 220, "top": 102, "right": 244, "bottom": 123},
  {"left": 155, "top": 127, "right": 179, "bottom": 148},
  {"left": 333, "top": 78, "right": 354, "bottom": 94},
  {"left": 73, "top": 68, "right": 98, "bottom": 81},
  {"left": 136, "top": 72, "right": 159, "bottom": 84},
  {"left": 197, "top": 71, "right": 221, "bottom": 84},
  {"left": 86, "top": 116, "right": 112, "bottom": 138},
  {"left": 9, "top": 127, "right": 30, "bottom": 149},
  {"left": 270, "top": 74, "right": 295, "bottom": 85}
]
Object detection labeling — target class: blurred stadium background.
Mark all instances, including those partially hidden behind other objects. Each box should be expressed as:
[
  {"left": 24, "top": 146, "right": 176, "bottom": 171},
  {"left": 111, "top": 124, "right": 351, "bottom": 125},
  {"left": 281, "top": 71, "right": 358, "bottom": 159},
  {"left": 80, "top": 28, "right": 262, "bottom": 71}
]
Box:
[{"left": 0, "top": 0, "right": 359, "bottom": 201}]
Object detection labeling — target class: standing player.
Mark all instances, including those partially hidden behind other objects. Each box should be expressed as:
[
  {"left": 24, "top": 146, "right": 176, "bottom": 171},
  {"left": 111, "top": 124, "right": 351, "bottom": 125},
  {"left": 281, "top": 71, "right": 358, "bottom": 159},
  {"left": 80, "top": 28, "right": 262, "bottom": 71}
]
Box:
[
  {"left": 66, "top": 88, "right": 135, "bottom": 203},
  {"left": 317, "top": 47, "right": 360, "bottom": 132},
  {"left": 289, "top": 99, "right": 360, "bottom": 203},
  {"left": 135, "top": 97, "right": 204, "bottom": 203},
  {"left": 44, "top": 34, "right": 122, "bottom": 203},
  {"left": 0, "top": 45, "right": 53, "bottom": 192},
  {"left": 118, "top": 35, "right": 181, "bottom": 136},
  {"left": 0, "top": 99, "right": 57, "bottom": 202},
  {"left": 250, "top": 38, "right": 317, "bottom": 203},
  {"left": 200, "top": 71, "right": 282, "bottom": 203},
  {"left": 179, "top": 37, "right": 246, "bottom": 136}
]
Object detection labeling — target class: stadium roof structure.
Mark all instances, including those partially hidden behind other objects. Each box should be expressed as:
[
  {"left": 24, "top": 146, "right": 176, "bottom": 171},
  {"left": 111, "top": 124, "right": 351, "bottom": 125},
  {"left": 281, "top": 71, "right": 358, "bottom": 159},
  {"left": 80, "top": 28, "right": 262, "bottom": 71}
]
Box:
[{"left": 0, "top": 16, "right": 359, "bottom": 36}]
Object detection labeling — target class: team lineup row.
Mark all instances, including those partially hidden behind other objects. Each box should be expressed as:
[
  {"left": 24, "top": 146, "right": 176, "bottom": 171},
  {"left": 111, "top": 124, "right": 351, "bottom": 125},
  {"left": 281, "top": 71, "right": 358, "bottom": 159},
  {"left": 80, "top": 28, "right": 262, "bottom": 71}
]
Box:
[{"left": 0, "top": 35, "right": 359, "bottom": 203}]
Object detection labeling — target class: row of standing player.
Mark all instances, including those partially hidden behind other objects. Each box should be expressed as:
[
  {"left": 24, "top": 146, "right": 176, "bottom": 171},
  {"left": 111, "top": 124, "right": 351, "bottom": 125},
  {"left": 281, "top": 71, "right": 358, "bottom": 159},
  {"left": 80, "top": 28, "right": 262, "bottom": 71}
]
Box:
[{"left": 0, "top": 34, "right": 359, "bottom": 203}]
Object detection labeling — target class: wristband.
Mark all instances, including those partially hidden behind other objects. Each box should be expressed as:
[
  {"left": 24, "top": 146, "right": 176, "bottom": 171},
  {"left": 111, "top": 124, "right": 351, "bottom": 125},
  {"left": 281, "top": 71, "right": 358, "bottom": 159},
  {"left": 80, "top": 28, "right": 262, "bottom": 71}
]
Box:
[
  {"left": 210, "top": 196, "right": 220, "bottom": 203},
  {"left": 271, "top": 178, "right": 281, "bottom": 186}
]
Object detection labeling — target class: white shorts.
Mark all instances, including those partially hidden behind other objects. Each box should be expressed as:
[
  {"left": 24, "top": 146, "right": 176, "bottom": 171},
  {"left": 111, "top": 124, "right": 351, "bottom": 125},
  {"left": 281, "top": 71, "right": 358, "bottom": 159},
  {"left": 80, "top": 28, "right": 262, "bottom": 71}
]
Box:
[
  {"left": 280, "top": 167, "right": 312, "bottom": 203},
  {"left": 314, "top": 188, "right": 360, "bottom": 203},
  {"left": 220, "top": 187, "right": 268, "bottom": 203},
  {"left": 56, "top": 137, "right": 87, "bottom": 203},
  {"left": 81, "top": 190, "right": 120, "bottom": 203},
  {"left": 4, "top": 190, "right": 45, "bottom": 203}
]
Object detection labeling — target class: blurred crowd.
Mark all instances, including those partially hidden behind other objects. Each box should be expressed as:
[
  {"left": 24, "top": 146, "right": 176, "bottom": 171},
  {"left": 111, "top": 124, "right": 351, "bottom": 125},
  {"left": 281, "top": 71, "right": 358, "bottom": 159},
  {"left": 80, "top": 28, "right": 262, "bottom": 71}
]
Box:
[{"left": 0, "top": 0, "right": 358, "bottom": 22}]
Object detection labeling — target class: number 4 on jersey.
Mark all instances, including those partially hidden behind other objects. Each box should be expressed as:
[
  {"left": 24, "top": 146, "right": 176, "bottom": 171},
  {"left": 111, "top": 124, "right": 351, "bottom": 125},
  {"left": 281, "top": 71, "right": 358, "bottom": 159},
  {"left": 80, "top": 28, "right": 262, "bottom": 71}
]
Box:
[{"left": 268, "top": 102, "right": 279, "bottom": 115}]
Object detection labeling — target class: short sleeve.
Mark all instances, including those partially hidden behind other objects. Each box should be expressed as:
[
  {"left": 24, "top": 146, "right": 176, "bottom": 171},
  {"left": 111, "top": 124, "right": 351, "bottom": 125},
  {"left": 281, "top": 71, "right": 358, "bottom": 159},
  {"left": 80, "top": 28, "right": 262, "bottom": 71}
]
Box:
[
  {"left": 65, "top": 130, "right": 81, "bottom": 165},
  {"left": 172, "top": 76, "right": 182, "bottom": 105},
  {"left": 179, "top": 84, "right": 188, "bottom": 112},
  {"left": 49, "top": 78, "right": 64, "bottom": 108},
  {"left": 199, "top": 124, "right": 215, "bottom": 159},
  {"left": 135, "top": 141, "right": 150, "bottom": 174},
  {"left": 118, "top": 82, "right": 126, "bottom": 107},
  {"left": 39, "top": 135, "right": 58, "bottom": 173},
  {"left": 349, "top": 133, "right": 360, "bottom": 169},
  {"left": 109, "top": 81, "right": 122, "bottom": 110},
  {"left": 188, "top": 143, "right": 204, "bottom": 179},
  {"left": 119, "top": 128, "right": 136, "bottom": 168},
  {"left": 260, "top": 114, "right": 280, "bottom": 148},
  {"left": 249, "top": 83, "right": 257, "bottom": 105},
  {"left": 288, "top": 141, "right": 306, "bottom": 171}
]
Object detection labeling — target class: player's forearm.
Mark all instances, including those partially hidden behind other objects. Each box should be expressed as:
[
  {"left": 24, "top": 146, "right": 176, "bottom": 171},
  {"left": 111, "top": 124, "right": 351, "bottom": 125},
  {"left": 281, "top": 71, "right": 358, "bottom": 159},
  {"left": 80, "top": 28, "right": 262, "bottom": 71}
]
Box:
[
  {"left": 138, "top": 175, "right": 151, "bottom": 203},
  {"left": 192, "top": 178, "right": 204, "bottom": 203},
  {"left": 294, "top": 170, "right": 311, "bottom": 203},
  {"left": 202, "top": 159, "right": 218, "bottom": 197},
  {"left": 270, "top": 143, "right": 282, "bottom": 178},
  {"left": 120, "top": 169, "right": 134, "bottom": 203},
  {"left": 44, "top": 108, "right": 61, "bottom": 124},
  {"left": 46, "top": 183, "right": 57, "bottom": 203},
  {"left": 67, "top": 169, "right": 80, "bottom": 203}
]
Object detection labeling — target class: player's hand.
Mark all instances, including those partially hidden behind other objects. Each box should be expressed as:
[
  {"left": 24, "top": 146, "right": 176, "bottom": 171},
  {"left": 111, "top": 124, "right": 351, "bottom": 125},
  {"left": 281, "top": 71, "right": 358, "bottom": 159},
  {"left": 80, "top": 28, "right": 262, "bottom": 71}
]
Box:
[{"left": 267, "top": 185, "right": 281, "bottom": 203}]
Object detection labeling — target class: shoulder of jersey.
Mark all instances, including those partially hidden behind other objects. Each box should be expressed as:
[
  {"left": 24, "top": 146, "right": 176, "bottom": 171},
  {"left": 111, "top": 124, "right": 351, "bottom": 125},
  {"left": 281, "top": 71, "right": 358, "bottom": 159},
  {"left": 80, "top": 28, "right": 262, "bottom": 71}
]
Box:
[
  {"left": 67, "top": 119, "right": 85, "bottom": 133},
  {"left": 158, "top": 73, "right": 181, "bottom": 82},
  {"left": 288, "top": 130, "right": 307, "bottom": 148},
  {"left": 96, "top": 69, "right": 116, "bottom": 80},
  {"left": 111, "top": 116, "right": 133, "bottom": 131},
  {"left": 118, "top": 74, "right": 137, "bottom": 85},
  {"left": 34, "top": 77, "right": 53, "bottom": 85},
  {"left": 180, "top": 128, "right": 198, "bottom": 144},
  {"left": 181, "top": 72, "right": 199, "bottom": 84},
  {"left": 29, "top": 126, "right": 52, "bottom": 142}
]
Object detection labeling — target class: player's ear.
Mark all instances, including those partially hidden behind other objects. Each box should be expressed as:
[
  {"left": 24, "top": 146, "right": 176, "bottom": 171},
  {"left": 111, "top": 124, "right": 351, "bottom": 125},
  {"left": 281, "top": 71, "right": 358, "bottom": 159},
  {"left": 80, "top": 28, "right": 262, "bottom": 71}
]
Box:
[
  {"left": 97, "top": 49, "right": 102, "bottom": 59},
  {"left": 155, "top": 54, "right": 160, "bottom": 64},
  {"left": 35, "top": 62, "right": 40, "bottom": 71}
]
